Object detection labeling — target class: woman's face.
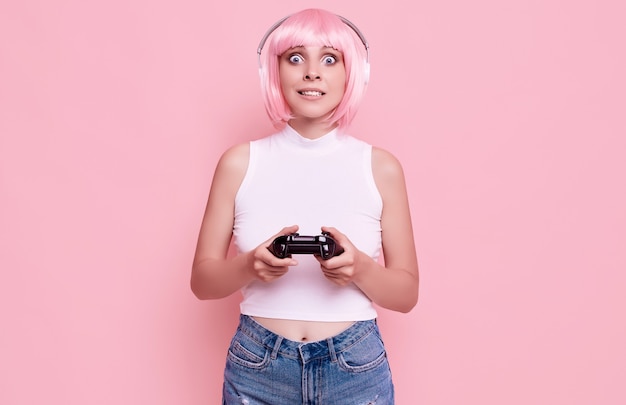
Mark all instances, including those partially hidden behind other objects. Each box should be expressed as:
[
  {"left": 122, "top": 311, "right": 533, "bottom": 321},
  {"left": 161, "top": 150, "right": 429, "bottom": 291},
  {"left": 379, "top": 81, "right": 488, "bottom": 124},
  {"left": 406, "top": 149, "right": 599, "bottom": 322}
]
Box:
[{"left": 279, "top": 46, "right": 346, "bottom": 124}]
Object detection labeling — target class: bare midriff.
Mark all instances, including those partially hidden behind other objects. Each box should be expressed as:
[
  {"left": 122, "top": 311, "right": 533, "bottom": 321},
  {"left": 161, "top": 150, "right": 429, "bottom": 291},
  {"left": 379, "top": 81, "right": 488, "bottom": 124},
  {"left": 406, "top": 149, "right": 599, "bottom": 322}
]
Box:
[{"left": 253, "top": 317, "right": 355, "bottom": 342}]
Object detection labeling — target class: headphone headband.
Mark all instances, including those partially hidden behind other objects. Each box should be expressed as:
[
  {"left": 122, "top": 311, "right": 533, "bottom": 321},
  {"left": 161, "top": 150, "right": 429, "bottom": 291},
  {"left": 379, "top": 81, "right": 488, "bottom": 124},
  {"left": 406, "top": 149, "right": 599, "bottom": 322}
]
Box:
[{"left": 256, "top": 14, "right": 370, "bottom": 71}]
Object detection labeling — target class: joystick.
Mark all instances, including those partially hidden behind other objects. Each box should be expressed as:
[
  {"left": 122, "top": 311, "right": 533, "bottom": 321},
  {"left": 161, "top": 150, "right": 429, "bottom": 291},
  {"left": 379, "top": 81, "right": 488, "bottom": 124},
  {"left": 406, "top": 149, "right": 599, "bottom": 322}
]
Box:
[{"left": 268, "top": 232, "right": 344, "bottom": 260}]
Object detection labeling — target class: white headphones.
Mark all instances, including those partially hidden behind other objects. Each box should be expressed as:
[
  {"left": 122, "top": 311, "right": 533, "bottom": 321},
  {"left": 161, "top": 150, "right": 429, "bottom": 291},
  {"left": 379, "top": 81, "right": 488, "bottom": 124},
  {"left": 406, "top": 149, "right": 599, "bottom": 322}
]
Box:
[{"left": 256, "top": 14, "right": 371, "bottom": 84}]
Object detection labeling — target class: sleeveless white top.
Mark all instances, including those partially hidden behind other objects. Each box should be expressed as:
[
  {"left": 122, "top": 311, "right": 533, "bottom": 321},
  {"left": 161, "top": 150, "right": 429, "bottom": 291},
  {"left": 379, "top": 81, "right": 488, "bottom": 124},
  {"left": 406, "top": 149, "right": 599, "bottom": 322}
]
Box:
[{"left": 234, "top": 125, "right": 382, "bottom": 321}]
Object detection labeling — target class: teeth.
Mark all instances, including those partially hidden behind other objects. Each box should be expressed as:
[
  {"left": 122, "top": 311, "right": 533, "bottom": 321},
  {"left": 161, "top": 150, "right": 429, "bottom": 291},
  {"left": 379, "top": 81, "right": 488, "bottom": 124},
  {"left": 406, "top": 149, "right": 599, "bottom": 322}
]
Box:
[{"left": 300, "top": 91, "right": 323, "bottom": 96}]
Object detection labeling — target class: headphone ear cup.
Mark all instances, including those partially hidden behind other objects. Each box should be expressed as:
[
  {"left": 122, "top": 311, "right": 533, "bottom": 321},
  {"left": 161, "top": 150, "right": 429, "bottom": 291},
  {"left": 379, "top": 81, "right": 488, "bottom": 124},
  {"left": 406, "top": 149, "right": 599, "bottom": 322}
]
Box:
[{"left": 364, "top": 62, "right": 370, "bottom": 84}]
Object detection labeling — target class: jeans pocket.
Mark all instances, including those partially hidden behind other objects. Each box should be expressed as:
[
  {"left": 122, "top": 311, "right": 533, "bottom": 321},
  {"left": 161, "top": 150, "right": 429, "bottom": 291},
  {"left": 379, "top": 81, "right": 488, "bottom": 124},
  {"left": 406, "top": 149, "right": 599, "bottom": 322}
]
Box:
[
  {"left": 337, "top": 332, "right": 388, "bottom": 373},
  {"left": 227, "top": 336, "right": 270, "bottom": 370}
]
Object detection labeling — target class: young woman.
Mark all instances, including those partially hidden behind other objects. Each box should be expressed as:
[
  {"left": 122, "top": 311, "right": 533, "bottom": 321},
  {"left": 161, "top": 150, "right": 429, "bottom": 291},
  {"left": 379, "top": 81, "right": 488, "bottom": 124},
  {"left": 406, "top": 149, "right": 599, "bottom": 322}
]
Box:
[{"left": 191, "top": 8, "right": 419, "bottom": 404}]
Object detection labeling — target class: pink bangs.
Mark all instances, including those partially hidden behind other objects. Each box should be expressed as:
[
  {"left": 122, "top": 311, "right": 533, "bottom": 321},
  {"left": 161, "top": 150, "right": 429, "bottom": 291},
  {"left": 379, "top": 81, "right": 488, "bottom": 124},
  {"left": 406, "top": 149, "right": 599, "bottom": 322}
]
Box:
[{"left": 260, "top": 9, "right": 368, "bottom": 129}]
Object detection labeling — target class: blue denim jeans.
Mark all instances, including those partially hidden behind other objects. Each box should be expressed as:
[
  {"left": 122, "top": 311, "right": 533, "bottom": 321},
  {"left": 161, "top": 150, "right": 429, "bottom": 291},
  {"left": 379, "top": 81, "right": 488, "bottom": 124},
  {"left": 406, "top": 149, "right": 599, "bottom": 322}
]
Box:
[{"left": 222, "top": 315, "right": 394, "bottom": 404}]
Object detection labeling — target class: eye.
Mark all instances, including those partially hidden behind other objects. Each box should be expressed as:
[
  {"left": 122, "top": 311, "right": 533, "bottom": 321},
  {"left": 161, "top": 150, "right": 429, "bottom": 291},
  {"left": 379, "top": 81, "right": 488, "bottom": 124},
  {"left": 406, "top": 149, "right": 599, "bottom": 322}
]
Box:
[
  {"left": 322, "top": 55, "right": 337, "bottom": 65},
  {"left": 288, "top": 54, "right": 304, "bottom": 64}
]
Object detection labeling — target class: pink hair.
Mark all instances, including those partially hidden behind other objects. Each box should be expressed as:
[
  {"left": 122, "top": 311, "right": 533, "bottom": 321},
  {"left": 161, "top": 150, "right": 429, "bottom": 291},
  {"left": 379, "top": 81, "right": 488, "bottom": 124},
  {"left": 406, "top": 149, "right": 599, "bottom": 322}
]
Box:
[{"left": 260, "top": 9, "right": 369, "bottom": 129}]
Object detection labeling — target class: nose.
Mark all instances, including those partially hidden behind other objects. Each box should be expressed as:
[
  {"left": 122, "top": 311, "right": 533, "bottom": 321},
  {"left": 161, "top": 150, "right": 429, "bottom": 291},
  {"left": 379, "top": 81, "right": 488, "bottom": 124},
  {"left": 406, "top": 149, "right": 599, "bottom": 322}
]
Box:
[
  {"left": 304, "top": 73, "right": 321, "bottom": 80},
  {"left": 304, "top": 64, "right": 321, "bottom": 80}
]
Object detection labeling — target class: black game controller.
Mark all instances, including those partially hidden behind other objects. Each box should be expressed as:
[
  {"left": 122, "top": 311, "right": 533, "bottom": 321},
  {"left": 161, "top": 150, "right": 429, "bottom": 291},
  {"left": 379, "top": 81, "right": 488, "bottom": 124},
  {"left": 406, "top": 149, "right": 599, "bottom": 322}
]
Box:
[{"left": 268, "top": 232, "right": 344, "bottom": 260}]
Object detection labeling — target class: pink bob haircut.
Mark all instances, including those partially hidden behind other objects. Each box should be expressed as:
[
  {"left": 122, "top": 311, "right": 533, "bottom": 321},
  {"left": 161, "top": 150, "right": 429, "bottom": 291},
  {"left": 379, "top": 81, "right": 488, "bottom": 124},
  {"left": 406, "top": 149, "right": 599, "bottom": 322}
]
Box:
[{"left": 260, "top": 9, "right": 369, "bottom": 129}]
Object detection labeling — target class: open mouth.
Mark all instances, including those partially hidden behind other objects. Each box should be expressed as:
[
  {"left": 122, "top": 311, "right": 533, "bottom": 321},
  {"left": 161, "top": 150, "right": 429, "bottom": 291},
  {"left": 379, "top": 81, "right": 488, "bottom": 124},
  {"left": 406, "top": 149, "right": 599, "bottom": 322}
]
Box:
[{"left": 298, "top": 90, "right": 324, "bottom": 96}]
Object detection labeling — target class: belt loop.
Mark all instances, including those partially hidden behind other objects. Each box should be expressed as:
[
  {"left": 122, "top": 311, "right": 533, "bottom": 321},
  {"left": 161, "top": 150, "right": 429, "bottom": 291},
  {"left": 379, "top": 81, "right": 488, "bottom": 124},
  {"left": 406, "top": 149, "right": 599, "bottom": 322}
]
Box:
[
  {"left": 271, "top": 336, "right": 283, "bottom": 360},
  {"left": 327, "top": 338, "right": 338, "bottom": 362}
]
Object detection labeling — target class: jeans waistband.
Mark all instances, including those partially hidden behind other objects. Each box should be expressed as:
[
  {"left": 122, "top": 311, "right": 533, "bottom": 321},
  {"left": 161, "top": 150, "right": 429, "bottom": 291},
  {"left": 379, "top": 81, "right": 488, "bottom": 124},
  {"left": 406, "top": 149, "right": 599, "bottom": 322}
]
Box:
[{"left": 236, "top": 314, "right": 378, "bottom": 363}]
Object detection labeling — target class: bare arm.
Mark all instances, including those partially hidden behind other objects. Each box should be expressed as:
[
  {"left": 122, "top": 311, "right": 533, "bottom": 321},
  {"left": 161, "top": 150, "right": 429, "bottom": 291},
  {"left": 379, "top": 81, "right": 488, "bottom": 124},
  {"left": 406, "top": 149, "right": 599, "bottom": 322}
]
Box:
[
  {"left": 190, "top": 143, "right": 298, "bottom": 300},
  {"left": 318, "top": 147, "right": 419, "bottom": 312}
]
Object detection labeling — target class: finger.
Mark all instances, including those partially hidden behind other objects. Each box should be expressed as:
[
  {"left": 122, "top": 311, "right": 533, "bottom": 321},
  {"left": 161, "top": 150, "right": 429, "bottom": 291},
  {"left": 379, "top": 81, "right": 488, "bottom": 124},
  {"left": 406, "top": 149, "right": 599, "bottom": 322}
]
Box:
[
  {"left": 316, "top": 255, "right": 338, "bottom": 269},
  {"left": 272, "top": 257, "right": 298, "bottom": 267},
  {"left": 320, "top": 226, "right": 349, "bottom": 249},
  {"left": 256, "top": 262, "right": 293, "bottom": 281},
  {"left": 315, "top": 246, "right": 349, "bottom": 268},
  {"left": 278, "top": 224, "right": 299, "bottom": 237},
  {"left": 256, "top": 243, "right": 298, "bottom": 268},
  {"left": 320, "top": 226, "right": 341, "bottom": 237},
  {"left": 263, "top": 248, "right": 298, "bottom": 267},
  {"left": 320, "top": 270, "right": 350, "bottom": 286}
]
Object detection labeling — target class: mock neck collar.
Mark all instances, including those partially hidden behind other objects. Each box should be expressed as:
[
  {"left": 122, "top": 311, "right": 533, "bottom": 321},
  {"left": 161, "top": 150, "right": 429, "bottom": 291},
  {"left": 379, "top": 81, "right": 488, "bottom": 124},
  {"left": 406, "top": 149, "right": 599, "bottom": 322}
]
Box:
[{"left": 279, "top": 124, "right": 344, "bottom": 153}]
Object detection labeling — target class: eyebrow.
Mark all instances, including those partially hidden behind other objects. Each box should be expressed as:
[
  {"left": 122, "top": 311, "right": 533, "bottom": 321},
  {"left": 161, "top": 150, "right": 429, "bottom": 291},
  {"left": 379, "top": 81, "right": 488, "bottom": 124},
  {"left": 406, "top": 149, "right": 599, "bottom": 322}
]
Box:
[{"left": 285, "top": 46, "right": 342, "bottom": 58}]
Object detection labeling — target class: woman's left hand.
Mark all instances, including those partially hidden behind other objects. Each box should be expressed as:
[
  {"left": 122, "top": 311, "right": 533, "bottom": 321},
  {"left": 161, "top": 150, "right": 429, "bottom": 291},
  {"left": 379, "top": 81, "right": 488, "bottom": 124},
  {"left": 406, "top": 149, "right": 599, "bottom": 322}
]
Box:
[{"left": 316, "top": 226, "right": 366, "bottom": 286}]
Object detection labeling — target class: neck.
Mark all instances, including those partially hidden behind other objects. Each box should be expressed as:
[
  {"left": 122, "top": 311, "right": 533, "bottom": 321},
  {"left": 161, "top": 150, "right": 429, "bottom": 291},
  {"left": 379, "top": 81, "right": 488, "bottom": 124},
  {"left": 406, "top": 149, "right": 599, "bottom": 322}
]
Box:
[{"left": 287, "top": 119, "right": 339, "bottom": 140}]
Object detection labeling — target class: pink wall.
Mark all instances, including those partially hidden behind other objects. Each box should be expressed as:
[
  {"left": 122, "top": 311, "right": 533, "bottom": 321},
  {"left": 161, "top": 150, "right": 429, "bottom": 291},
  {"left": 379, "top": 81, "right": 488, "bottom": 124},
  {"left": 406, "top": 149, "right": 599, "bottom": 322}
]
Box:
[{"left": 1, "top": 0, "right": 624, "bottom": 404}]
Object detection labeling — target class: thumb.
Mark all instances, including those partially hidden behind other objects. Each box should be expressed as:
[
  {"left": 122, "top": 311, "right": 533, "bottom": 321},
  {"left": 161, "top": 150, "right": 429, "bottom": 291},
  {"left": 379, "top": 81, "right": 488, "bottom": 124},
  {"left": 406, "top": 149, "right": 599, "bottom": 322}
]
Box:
[
  {"left": 320, "top": 226, "right": 344, "bottom": 241},
  {"left": 266, "top": 225, "right": 299, "bottom": 245},
  {"left": 320, "top": 226, "right": 347, "bottom": 253}
]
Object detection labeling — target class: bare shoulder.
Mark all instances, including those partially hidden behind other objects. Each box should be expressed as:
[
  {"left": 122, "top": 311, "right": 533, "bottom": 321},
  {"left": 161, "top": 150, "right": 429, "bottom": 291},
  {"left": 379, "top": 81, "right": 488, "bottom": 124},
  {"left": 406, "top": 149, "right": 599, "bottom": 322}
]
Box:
[
  {"left": 209, "top": 142, "right": 251, "bottom": 200},
  {"left": 371, "top": 146, "right": 406, "bottom": 185},
  {"left": 217, "top": 142, "right": 250, "bottom": 172}
]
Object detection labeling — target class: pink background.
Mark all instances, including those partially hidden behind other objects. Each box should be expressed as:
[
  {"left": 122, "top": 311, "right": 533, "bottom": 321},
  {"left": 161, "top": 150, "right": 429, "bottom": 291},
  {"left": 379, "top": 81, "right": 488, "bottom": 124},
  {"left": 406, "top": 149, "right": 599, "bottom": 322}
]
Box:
[{"left": 1, "top": 0, "right": 625, "bottom": 404}]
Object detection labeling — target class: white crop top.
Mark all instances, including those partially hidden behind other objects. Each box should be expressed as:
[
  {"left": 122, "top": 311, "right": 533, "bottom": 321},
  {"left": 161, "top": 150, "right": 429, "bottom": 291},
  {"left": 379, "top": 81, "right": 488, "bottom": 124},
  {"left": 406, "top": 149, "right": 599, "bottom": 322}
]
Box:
[{"left": 234, "top": 125, "right": 382, "bottom": 321}]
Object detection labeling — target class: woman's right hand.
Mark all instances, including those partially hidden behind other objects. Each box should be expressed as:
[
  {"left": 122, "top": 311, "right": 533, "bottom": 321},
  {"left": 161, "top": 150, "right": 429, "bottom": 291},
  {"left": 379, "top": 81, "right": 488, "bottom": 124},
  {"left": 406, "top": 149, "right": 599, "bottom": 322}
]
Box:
[{"left": 248, "top": 225, "right": 299, "bottom": 282}]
